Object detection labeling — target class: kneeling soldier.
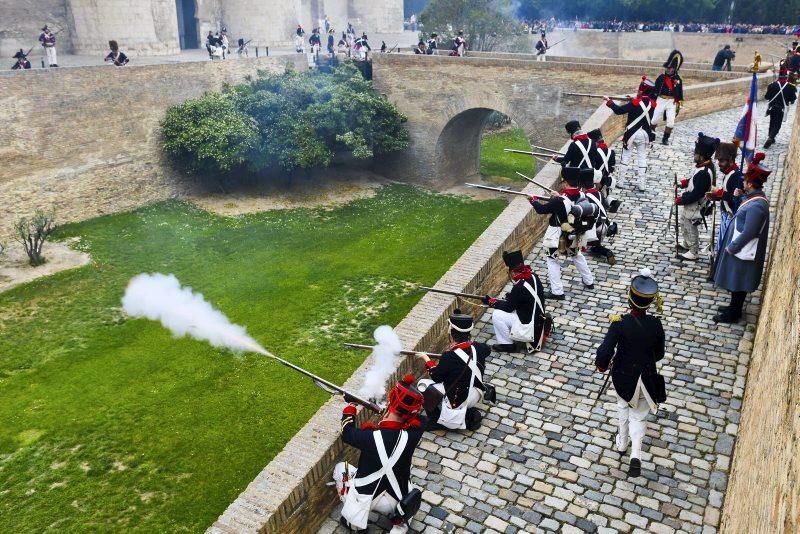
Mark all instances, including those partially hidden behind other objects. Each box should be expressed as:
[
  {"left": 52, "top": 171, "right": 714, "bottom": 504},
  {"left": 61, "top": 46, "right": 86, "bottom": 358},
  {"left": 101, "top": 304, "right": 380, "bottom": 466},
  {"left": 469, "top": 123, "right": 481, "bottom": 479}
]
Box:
[
  {"left": 335, "top": 376, "right": 425, "bottom": 533},
  {"left": 595, "top": 268, "right": 666, "bottom": 478},
  {"left": 417, "top": 309, "right": 490, "bottom": 430},
  {"left": 482, "top": 250, "right": 550, "bottom": 352}
]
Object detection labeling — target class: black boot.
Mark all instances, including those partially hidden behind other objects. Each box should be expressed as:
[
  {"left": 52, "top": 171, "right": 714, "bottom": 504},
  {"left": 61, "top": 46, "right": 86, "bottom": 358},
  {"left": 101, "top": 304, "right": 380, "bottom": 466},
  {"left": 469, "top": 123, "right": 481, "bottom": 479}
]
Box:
[
  {"left": 628, "top": 458, "right": 641, "bottom": 477},
  {"left": 661, "top": 131, "right": 671, "bottom": 145},
  {"left": 764, "top": 137, "right": 775, "bottom": 149},
  {"left": 492, "top": 343, "right": 517, "bottom": 353},
  {"left": 465, "top": 408, "right": 483, "bottom": 431},
  {"left": 713, "top": 308, "right": 741, "bottom": 323},
  {"left": 544, "top": 292, "right": 565, "bottom": 300}
]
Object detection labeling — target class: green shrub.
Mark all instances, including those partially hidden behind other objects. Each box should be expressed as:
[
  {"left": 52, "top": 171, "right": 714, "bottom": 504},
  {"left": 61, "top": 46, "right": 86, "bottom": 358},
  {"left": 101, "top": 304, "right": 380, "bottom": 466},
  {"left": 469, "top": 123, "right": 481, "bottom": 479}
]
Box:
[
  {"left": 161, "top": 62, "right": 409, "bottom": 178},
  {"left": 161, "top": 92, "right": 259, "bottom": 176}
]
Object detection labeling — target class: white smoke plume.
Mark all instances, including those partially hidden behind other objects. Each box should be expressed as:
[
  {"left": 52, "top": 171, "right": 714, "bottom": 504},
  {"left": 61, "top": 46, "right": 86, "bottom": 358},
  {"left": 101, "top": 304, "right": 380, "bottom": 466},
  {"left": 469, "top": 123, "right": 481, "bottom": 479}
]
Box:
[
  {"left": 358, "top": 325, "right": 402, "bottom": 400},
  {"left": 121, "top": 273, "right": 267, "bottom": 355}
]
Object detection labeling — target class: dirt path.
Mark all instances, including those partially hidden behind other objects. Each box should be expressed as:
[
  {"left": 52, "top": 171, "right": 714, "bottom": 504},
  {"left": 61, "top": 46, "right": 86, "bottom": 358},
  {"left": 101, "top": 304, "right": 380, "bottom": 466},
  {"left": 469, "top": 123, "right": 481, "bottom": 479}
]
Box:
[{"left": 0, "top": 238, "right": 90, "bottom": 294}]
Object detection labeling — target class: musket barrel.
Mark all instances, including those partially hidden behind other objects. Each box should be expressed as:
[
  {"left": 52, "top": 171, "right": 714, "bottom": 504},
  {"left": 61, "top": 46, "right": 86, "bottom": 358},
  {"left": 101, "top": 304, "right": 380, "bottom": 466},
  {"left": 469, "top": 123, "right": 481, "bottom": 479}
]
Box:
[
  {"left": 344, "top": 343, "right": 440, "bottom": 359},
  {"left": 419, "top": 285, "right": 485, "bottom": 300},
  {"left": 465, "top": 183, "right": 530, "bottom": 198},
  {"left": 529, "top": 143, "right": 564, "bottom": 155},
  {"left": 515, "top": 172, "right": 557, "bottom": 193}
]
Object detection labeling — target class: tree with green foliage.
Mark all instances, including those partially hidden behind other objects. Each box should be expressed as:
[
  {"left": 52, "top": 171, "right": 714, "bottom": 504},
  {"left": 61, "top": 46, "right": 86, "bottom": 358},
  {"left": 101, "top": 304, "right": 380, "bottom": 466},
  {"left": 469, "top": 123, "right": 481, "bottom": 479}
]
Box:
[
  {"left": 420, "top": 0, "right": 519, "bottom": 51},
  {"left": 161, "top": 92, "right": 259, "bottom": 176},
  {"left": 161, "top": 62, "right": 409, "bottom": 180}
]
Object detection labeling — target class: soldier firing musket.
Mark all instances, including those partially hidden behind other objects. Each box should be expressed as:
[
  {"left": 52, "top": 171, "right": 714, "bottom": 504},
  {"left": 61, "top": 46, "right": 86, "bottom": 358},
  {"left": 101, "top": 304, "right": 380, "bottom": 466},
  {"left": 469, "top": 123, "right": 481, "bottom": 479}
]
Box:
[{"left": 480, "top": 250, "right": 552, "bottom": 353}]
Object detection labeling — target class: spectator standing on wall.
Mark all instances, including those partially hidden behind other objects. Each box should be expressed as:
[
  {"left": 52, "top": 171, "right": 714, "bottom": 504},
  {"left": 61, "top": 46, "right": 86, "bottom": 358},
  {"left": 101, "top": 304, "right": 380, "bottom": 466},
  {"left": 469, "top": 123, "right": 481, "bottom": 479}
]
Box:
[
  {"left": 104, "top": 40, "right": 129, "bottom": 66},
  {"left": 713, "top": 154, "right": 771, "bottom": 323},
  {"left": 39, "top": 25, "right": 58, "bottom": 67}
]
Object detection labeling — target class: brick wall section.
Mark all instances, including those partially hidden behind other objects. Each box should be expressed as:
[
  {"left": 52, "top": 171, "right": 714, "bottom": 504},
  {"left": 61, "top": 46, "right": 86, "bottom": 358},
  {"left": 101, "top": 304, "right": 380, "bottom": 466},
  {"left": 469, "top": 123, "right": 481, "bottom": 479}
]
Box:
[
  {"left": 0, "top": 55, "right": 304, "bottom": 240},
  {"left": 721, "top": 109, "right": 800, "bottom": 532},
  {"left": 208, "top": 74, "right": 770, "bottom": 533}
]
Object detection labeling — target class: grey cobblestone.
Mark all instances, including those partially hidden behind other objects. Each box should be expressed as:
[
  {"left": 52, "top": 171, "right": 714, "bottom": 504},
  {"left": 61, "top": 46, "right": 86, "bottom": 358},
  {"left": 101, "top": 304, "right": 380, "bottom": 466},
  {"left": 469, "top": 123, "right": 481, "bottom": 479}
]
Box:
[{"left": 323, "top": 106, "right": 792, "bottom": 532}]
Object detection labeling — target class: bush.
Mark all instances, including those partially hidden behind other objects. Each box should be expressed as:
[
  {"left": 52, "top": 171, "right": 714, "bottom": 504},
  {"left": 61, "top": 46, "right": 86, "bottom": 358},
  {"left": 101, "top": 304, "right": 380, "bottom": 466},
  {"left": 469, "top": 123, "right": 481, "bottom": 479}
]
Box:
[
  {"left": 161, "top": 62, "right": 409, "bottom": 179},
  {"left": 15, "top": 210, "right": 56, "bottom": 267},
  {"left": 161, "top": 92, "right": 259, "bottom": 176}
]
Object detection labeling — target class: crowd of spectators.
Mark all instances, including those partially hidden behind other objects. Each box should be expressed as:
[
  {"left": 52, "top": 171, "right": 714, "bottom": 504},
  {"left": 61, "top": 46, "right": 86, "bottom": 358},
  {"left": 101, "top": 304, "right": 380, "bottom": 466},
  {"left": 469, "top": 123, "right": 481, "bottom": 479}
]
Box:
[{"left": 521, "top": 18, "right": 800, "bottom": 36}]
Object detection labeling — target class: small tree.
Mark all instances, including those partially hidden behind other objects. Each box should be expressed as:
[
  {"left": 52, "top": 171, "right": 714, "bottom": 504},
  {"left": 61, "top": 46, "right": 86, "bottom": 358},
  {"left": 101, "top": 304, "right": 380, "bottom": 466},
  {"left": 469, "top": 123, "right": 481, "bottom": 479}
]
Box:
[{"left": 15, "top": 210, "right": 56, "bottom": 267}]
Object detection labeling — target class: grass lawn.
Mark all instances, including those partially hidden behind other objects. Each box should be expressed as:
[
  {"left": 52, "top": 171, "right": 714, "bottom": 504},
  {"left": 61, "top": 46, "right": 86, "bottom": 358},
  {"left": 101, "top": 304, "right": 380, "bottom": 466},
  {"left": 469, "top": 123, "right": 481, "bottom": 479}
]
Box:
[
  {"left": 0, "top": 184, "right": 504, "bottom": 532},
  {"left": 480, "top": 127, "right": 536, "bottom": 186}
]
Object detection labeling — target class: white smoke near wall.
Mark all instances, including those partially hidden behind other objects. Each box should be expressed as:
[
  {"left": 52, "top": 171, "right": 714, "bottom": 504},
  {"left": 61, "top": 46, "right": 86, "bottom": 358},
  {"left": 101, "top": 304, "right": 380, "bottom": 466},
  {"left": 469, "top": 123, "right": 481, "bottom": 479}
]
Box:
[
  {"left": 121, "top": 273, "right": 267, "bottom": 355},
  {"left": 358, "top": 325, "right": 402, "bottom": 400}
]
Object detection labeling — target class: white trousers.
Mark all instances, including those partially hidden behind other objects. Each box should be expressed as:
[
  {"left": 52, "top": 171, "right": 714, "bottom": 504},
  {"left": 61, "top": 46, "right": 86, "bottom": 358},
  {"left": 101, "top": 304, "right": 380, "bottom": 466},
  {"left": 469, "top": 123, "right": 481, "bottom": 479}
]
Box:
[
  {"left": 620, "top": 128, "right": 649, "bottom": 188},
  {"left": 546, "top": 252, "right": 593, "bottom": 296},
  {"left": 492, "top": 309, "right": 517, "bottom": 345},
  {"left": 654, "top": 98, "right": 677, "bottom": 128},
  {"left": 537, "top": 53, "right": 546, "bottom": 62},
  {"left": 417, "top": 380, "right": 482, "bottom": 410},
  {"left": 616, "top": 394, "right": 649, "bottom": 459},
  {"left": 45, "top": 46, "right": 57, "bottom": 65}
]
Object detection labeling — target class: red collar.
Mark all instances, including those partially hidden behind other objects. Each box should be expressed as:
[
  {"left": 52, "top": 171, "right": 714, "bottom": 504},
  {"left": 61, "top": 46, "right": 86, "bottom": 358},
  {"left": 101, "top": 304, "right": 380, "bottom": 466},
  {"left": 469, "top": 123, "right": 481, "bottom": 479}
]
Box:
[
  {"left": 511, "top": 264, "right": 533, "bottom": 282},
  {"left": 448, "top": 341, "right": 473, "bottom": 351},
  {"left": 572, "top": 133, "right": 589, "bottom": 141},
  {"left": 597, "top": 142, "right": 608, "bottom": 150},
  {"left": 585, "top": 187, "right": 600, "bottom": 194},
  {"left": 722, "top": 163, "right": 739, "bottom": 173},
  {"left": 562, "top": 186, "right": 581, "bottom": 199}
]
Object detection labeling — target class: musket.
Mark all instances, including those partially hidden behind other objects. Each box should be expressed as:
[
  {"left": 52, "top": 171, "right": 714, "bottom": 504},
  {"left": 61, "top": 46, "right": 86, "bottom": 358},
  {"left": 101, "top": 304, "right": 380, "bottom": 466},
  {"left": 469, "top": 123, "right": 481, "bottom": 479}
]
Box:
[
  {"left": 673, "top": 173, "right": 680, "bottom": 254},
  {"left": 515, "top": 172, "right": 558, "bottom": 193},
  {"left": 387, "top": 43, "right": 399, "bottom": 54},
  {"left": 547, "top": 37, "right": 567, "bottom": 49},
  {"left": 419, "top": 285, "right": 485, "bottom": 300},
  {"left": 258, "top": 347, "right": 381, "bottom": 412},
  {"left": 564, "top": 92, "right": 630, "bottom": 100},
  {"left": 344, "top": 343, "right": 440, "bottom": 359},
  {"left": 529, "top": 143, "right": 565, "bottom": 155},
  {"left": 465, "top": 183, "right": 531, "bottom": 198},
  {"left": 503, "top": 148, "right": 559, "bottom": 159}
]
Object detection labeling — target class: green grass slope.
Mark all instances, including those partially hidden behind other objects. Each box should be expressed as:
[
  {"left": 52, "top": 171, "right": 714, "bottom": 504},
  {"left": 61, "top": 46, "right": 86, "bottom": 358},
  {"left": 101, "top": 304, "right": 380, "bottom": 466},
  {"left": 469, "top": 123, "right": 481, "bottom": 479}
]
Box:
[{"left": 0, "top": 185, "right": 504, "bottom": 532}]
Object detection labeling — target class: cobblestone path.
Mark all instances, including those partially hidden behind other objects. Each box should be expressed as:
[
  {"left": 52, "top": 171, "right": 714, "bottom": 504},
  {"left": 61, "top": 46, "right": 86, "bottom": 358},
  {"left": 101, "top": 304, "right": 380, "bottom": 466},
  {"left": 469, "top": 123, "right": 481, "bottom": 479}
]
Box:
[{"left": 321, "top": 105, "right": 793, "bottom": 534}]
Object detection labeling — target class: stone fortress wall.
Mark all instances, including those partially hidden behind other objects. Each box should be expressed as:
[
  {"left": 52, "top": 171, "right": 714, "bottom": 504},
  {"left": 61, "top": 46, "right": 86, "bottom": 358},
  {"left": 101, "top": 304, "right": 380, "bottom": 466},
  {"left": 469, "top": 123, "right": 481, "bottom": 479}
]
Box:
[
  {"left": 721, "top": 103, "right": 800, "bottom": 533},
  {"left": 0, "top": 0, "right": 403, "bottom": 58}
]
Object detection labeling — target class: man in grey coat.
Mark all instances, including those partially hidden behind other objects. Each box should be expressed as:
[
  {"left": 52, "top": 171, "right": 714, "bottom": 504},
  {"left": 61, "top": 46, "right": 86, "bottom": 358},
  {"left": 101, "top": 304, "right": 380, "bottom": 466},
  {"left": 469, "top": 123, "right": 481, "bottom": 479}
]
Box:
[{"left": 713, "top": 152, "right": 771, "bottom": 323}]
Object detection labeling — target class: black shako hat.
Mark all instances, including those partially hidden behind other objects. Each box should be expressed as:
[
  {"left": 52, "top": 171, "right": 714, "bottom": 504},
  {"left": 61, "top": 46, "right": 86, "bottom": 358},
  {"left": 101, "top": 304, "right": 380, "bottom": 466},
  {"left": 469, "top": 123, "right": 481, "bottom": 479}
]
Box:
[
  {"left": 695, "top": 132, "right": 720, "bottom": 160},
  {"left": 561, "top": 166, "right": 582, "bottom": 186},
  {"left": 502, "top": 250, "right": 524, "bottom": 269},
  {"left": 565, "top": 120, "right": 581, "bottom": 135},
  {"left": 587, "top": 129, "right": 603, "bottom": 142},
  {"left": 13, "top": 49, "right": 26, "bottom": 59},
  {"left": 448, "top": 308, "right": 474, "bottom": 333},
  {"left": 629, "top": 267, "right": 659, "bottom": 310}
]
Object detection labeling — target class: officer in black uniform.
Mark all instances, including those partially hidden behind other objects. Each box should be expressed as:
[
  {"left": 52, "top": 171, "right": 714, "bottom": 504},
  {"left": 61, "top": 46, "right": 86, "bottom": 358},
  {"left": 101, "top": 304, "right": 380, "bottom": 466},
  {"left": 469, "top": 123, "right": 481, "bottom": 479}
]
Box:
[
  {"left": 336, "top": 376, "right": 425, "bottom": 533},
  {"left": 653, "top": 50, "right": 684, "bottom": 145},
  {"left": 763, "top": 68, "right": 797, "bottom": 148},
  {"left": 417, "top": 310, "right": 490, "bottom": 430},
  {"left": 595, "top": 268, "right": 665, "bottom": 478}
]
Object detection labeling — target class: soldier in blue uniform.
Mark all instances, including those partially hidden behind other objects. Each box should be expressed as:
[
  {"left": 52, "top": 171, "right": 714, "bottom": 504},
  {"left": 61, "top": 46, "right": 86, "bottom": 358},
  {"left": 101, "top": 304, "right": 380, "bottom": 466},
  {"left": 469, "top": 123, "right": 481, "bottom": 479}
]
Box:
[
  {"left": 653, "top": 50, "right": 684, "bottom": 145},
  {"left": 596, "top": 268, "right": 666, "bottom": 478}
]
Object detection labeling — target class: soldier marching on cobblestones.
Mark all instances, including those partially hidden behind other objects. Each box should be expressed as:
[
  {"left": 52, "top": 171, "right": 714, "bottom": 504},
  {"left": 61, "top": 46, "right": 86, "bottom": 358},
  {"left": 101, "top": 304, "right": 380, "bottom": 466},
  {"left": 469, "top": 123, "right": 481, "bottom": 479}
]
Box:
[
  {"left": 763, "top": 68, "right": 797, "bottom": 148},
  {"left": 595, "top": 267, "right": 666, "bottom": 479},
  {"left": 675, "top": 133, "right": 718, "bottom": 261}
]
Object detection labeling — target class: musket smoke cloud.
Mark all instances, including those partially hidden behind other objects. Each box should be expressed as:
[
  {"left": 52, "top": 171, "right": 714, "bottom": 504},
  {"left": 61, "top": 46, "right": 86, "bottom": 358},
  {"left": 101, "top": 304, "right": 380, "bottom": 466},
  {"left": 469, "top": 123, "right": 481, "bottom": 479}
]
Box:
[
  {"left": 121, "top": 273, "right": 266, "bottom": 355},
  {"left": 358, "top": 325, "right": 402, "bottom": 400}
]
